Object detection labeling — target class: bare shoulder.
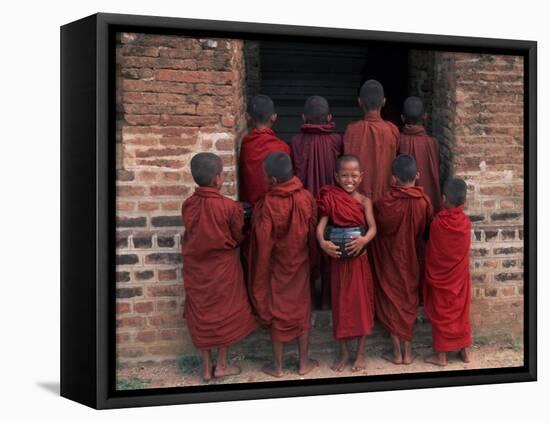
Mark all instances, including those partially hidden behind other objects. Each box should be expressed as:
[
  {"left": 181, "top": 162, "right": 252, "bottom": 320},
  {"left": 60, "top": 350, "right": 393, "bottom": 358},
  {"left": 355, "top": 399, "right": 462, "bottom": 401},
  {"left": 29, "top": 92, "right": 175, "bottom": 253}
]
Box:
[{"left": 353, "top": 191, "right": 372, "bottom": 208}]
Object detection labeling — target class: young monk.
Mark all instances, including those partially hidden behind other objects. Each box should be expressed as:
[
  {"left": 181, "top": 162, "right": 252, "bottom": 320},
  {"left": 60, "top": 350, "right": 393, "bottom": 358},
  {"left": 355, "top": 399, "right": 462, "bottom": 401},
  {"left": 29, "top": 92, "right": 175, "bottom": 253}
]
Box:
[
  {"left": 317, "top": 155, "right": 377, "bottom": 372},
  {"left": 249, "top": 152, "right": 318, "bottom": 377},
  {"left": 398, "top": 96, "right": 442, "bottom": 213},
  {"left": 424, "top": 177, "right": 472, "bottom": 366},
  {"left": 343, "top": 79, "right": 400, "bottom": 201},
  {"left": 370, "top": 154, "right": 433, "bottom": 365},
  {"left": 181, "top": 153, "right": 257, "bottom": 381},
  {"left": 291, "top": 95, "right": 343, "bottom": 198},
  {"left": 291, "top": 95, "right": 343, "bottom": 309},
  {"left": 239, "top": 94, "right": 291, "bottom": 206}
]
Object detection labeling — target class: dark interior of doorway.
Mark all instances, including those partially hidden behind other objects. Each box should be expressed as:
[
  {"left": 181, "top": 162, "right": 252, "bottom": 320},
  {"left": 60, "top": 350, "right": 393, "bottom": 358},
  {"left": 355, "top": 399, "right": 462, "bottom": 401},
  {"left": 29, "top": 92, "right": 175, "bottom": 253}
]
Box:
[{"left": 252, "top": 40, "right": 410, "bottom": 143}]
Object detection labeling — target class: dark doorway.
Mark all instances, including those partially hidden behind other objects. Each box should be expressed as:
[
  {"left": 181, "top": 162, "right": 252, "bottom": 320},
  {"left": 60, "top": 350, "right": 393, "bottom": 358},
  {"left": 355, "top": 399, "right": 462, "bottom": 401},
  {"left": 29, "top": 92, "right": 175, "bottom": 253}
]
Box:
[{"left": 249, "top": 40, "right": 410, "bottom": 143}]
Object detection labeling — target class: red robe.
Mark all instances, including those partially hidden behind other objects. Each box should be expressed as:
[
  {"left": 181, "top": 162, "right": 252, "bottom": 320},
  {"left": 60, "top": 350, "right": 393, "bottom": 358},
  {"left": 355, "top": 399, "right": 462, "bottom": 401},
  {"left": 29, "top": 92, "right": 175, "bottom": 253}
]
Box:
[
  {"left": 343, "top": 112, "right": 400, "bottom": 201},
  {"left": 239, "top": 127, "right": 291, "bottom": 206},
  {"left": 318, "top": 185, "right": 375, "bottom": 339},
  {"left": 181, "top": 187, "right": 256, "bottom": 350},
  {"left": 398, "top": 124, "right": 442, "bottom": 213},
  {"left": 370, "top": 185, "right": 432, "bottom": 341},
  {"left": 249, "top": 176, "right": 317, "bottom": 342},
  {"left": 291, "top": 121, "right": 343, "bottom": 198},
  {"left": 424, "top": 205, "right": 472, "bottom": 352}
]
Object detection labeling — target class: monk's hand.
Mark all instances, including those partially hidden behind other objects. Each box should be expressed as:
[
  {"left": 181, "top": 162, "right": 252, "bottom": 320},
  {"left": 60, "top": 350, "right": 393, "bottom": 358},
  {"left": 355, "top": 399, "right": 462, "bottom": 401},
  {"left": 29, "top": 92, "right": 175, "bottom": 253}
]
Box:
[
  {"left": 320, "top": 240, "right": 342, "bottom": 259},
  {"left": 345, "top": 236, "right": 368, "bottom": 256}
]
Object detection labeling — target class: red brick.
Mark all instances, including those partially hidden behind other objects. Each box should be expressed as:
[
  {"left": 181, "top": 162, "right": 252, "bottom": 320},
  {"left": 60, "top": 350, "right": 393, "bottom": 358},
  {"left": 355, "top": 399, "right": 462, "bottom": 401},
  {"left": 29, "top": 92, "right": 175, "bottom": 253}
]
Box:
[
  {"left": 138, "top": 201, "right": 160, "bottom": 211},
  {"left": 135, "top": 159, "right": 186, "bottom": 169},
  {"left": 158, "top": 269, "right": 177, "bottom": 281},
  {"left": 135, "top": 330, "right": 157, "bottom": 343},
  {"left": 155, "top": 70, "right": 233, "bottom": 84},
  {"left": 134, "top": 301, "right": 154, "bottom": 314},
  {"left": 147, "top": 284, "right": 183, "bottom": 297},
  {"left": 117, "top": 201, "right": 136, "bottom": 211},
  {"left": 135, "top": 147, "right": 191, "bottom": 158},
  {"left": 161, "top": 201, "right": 182, "bottom": 211},
  {"left": 117, "top": 302, "right": 131, "bottom": 314},
  {"left": 150, "top": 185, "right": 190, "bottom": 196},
  {"left": 117, "top": 185, "right": 146, "bottom": 197},
  {"left": 116, "top": 316, "right": 146, "bottom": 328}
]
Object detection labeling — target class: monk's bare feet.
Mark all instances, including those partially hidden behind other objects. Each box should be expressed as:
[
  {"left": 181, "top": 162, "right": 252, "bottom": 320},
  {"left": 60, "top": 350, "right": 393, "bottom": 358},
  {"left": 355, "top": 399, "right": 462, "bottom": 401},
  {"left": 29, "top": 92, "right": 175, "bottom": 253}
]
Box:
[
  {"left": 202, "top": 365, "right": 214, "bottom": 382},
  {"left": 402, "top": 351, "right": 415, "bottom": 365},
  {"left": 351, "top": 355, "right": 367, "bottom": 372},
  {"left": 459, "top": 348, "right": 471, "bottom": 363},
  {"left": 331, "top": 355, "right": 349, "bottom": 372},
  {"left": 298, "top": 358, "right": 319, "bottom": 376},
  {"left": 382, "top": 351, "right": 402, "bottom": 365},
  {"left": 262, "top": 363, "right": 283, "bottom": 378},
  {"left": 424, "top": 352, "right": 447, "bottom": 367},
  {"left": 402, "top": 341, "right": 414, "bottom": 365},
  {"left": 214, "top": 363, "right": 241, "bottom": 378}
]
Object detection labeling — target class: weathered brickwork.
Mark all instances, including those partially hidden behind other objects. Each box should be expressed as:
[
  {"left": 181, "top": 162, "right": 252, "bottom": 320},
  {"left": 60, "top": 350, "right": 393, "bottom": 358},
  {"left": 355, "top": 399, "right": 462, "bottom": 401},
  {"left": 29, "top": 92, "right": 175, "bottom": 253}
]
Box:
[
  {"left": 115, "top": 33, "right": 247, "bottom": 364},
  {"left": 115, "top": 39, "right": 524, "bottom": 365},
  {"left": 411, "top": 51, "right": 524, "bottom": 339}
]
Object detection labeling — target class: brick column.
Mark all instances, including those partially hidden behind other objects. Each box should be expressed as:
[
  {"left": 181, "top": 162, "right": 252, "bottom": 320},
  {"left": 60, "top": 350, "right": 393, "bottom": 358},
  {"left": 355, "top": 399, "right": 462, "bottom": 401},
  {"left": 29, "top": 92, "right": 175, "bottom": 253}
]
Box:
[
  {"left": 115, "top": 33, "right": 247, "bottom": 365},
  {"left": 432, "top": 52, "right": 524, "bottom": 339}
]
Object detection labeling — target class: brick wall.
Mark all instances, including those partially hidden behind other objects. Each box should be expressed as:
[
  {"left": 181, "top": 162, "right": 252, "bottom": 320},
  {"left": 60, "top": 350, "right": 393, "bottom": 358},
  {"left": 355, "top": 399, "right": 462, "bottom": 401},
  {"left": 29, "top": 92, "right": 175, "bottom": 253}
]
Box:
[
  {"left": 115, "top": 40, "right": 524, "bottom": 365},
  {"left": 411, "top": 51, "right": 524, "bottom": 339},
  {"left": 115, "top": 33, "right": 247, "bottom": 364}
]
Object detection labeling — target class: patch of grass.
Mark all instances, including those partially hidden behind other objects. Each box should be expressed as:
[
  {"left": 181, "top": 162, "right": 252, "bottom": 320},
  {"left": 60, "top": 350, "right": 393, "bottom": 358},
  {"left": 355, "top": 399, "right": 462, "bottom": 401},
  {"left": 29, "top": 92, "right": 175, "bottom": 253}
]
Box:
[
  {"left": 116, "top": 377, "right": 151, "bottom": 391},
  {"left": 177, "top": 355, "right": 201, "bottom": 375}
]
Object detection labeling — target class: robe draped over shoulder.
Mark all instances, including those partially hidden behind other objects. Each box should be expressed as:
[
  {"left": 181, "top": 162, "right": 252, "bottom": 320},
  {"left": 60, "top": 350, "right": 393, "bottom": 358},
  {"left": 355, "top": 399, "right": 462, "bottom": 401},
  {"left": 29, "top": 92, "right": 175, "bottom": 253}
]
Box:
[
  {"left": 424, "top": 205, "right": 472, "bottom": 352},
  {"left": 343, "top": 112, "right": 399, "bottom": 201},
  {"left": 181, "top": 187, "right": 257, "bottom": 350},
  {"left": 318, "top": 185, "right": 375, "bottom": 339},
  {"left": 291, "top": 121, "right": 343, "bottom": 198},
  {"left": 370, "top": 185, "right": 433, "bottom": 341},
  {"left": 398, "top": 124, "right": 442, "bottom": 213},
  {"left": 249, "top": 176, "right": 317, "bottom": 342},
  {"left": 239, "top": 128, "right": 291, "bottom": 206}
]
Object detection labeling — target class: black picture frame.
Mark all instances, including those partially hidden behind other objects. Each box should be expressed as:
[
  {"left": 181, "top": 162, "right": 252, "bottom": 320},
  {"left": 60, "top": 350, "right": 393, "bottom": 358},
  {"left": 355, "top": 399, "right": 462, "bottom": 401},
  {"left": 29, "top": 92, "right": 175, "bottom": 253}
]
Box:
[{"left": 60, "top": 12, "right": 537, "bottom": 409}]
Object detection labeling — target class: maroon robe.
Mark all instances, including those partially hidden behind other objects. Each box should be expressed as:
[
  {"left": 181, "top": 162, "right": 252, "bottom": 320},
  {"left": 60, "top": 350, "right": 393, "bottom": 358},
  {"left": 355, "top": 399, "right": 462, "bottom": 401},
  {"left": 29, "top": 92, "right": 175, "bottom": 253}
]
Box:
[
  {"left": 239, "top": 128, "right": 291, "bottom": 206},
  {"left": 398, "top": 124, "right": 442, "bottom": 213},
  {"left": 318, "top": 185, "right": 375, "bottom": 339},
  {"left": 343, "top": 112, "right": 400, "bottom": 201},
  {"left": 291, "top": 121, "right": 343, "bottom": 198},
  {"left": 370, "top": 185, "right": 433, "bottom": 341},
  {"left": 181, "top": 187, "right": 257, "bottom": 349},
  {"left": 249, "top": 176, "right": 317, "bottom": 342},
  {"left": 424, "top": 205, "right": 472, "bottom": 352}
]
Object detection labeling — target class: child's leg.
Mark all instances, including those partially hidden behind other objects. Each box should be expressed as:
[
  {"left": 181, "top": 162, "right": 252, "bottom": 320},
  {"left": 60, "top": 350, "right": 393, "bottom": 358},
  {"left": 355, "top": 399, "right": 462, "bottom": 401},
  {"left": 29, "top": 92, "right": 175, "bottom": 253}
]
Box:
[
  {"left": 331, "top": 339, "right": 349, "bottom": 372},
  {"left": 424, "top": 350, "right": 447, "bottom": 366},
  {"left": 297, "top": 330, "right": 318, "bottom": 375},
  {"left": 262, "top": 339, "right": 284, "bottom": 377},
  {"left": 402, "top": 339, "right": 414, "bottom": 365},
  {"left": 200, "top": 349, "right": 213, "bottom": 381},
  {"left": 214, "top": 346, "right": 241, "bottom": 378},
  {"left": 459, "top": 347, "right": 471, "bottom": 363},
  {"left": 382, "top": 333, "right": 403, "bottom": 364},
  {"left": 351, "top": 336, "right": 367, "bottom": 372}
]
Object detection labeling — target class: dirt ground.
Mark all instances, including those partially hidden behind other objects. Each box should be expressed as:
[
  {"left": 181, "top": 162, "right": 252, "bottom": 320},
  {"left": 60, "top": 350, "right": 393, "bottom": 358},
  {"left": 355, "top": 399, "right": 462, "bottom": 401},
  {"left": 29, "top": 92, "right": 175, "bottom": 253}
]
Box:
[{"left": 117, "top": 327, "right": 523, "bottom": 389}]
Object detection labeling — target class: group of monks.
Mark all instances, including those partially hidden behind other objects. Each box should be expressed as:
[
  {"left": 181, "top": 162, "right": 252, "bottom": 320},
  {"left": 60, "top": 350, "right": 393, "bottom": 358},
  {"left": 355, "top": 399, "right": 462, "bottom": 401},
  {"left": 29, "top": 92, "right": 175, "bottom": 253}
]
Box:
[{"left": 180, "top": 80, "right": 473, "bottom": 382}]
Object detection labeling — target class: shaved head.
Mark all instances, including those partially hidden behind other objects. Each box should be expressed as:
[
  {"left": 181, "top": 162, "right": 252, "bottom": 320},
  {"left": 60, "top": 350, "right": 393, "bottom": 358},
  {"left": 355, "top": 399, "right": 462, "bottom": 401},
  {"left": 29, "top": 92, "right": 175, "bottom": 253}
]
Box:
[
  {"left": 359, "top": 79, "right": 385, "bottom": 111},
  {"left": 247, "top": 94, "right": 275, "bottom": 124},
  {"left": 391, "top": 154, "right": 417, "bottom": 183},
  {"left": 336, "top": 154, "right": 362, "bottom": 172},
  {"left": 402, "top": 96, "right": 425, "bottom": 124},
  {"left": 263, "top": 152, "right": 293, "bottom": 183},
  {"left": 190, "top": 152, "right": 223, "bottom": 187},
  {"left": 304, "top": 95, "right": 330, "bottom": 124},
  {"left": 443, "top": 177, "right": 468, "bottom": 206}
]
